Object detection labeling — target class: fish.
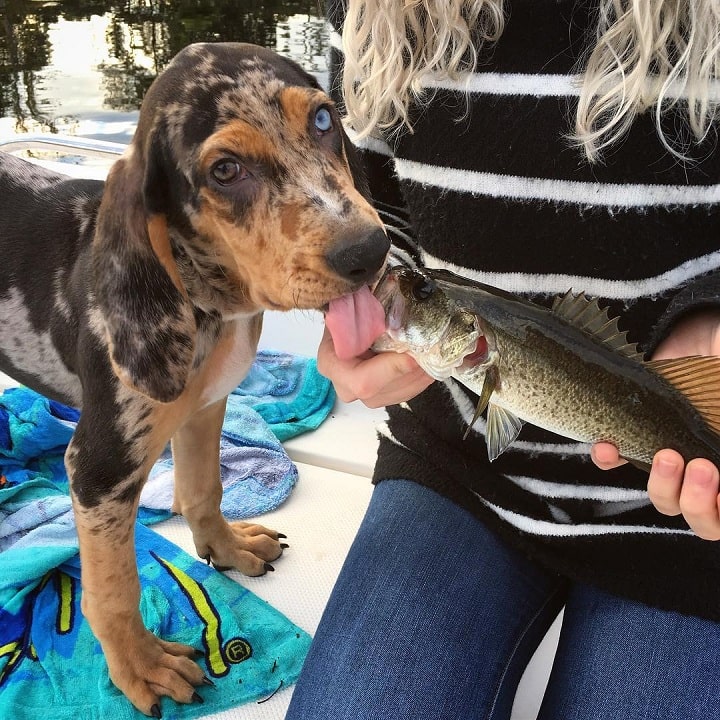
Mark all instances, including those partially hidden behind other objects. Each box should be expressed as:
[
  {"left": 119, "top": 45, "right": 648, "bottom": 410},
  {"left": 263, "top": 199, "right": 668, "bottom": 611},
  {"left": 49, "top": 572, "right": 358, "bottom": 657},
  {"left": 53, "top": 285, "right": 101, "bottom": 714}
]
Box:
[{"left": 371, "top": 265, "right": 720, "bottom": 470}]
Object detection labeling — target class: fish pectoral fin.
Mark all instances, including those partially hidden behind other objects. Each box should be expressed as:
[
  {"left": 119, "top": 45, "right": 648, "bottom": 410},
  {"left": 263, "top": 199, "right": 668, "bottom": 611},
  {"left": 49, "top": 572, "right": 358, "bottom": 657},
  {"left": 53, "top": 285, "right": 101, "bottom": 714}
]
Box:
[
  {"left": 485, "top": 403, "right": 524, "bottom": 462},
  {"left": 463, "top": 366, "right": 499, "bottom": 440},
  {"left": 646, "top": 355, "right": 720, "bottom": 436}
]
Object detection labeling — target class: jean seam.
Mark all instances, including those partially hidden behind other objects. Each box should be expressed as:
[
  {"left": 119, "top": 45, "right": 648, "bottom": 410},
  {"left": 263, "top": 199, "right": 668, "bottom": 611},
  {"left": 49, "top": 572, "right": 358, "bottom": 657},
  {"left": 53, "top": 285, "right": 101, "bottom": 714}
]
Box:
[{"left": 485, "top": 588, "right": 563, "bottom": 720}]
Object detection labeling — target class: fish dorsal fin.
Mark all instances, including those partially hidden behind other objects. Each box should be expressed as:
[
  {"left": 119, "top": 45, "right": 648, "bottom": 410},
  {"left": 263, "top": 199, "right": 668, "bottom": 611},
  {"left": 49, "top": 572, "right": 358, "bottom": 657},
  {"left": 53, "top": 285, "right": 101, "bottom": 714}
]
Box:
[
  {"left": 646, "top": 355, "right": 720, "bottom": 436},
  {"left": 485, "top": 403, "right": 524, "bottom": 462},
  {"left": 552, "top": 290, "right": 643, "bottom": 361}
]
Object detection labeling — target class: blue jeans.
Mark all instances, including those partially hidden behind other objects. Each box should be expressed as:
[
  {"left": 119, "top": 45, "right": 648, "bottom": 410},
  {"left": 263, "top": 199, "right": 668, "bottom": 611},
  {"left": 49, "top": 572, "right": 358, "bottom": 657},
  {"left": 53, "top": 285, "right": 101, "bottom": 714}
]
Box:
[{"left": 286, "top": 480, "right": 720, "bottom": 720}]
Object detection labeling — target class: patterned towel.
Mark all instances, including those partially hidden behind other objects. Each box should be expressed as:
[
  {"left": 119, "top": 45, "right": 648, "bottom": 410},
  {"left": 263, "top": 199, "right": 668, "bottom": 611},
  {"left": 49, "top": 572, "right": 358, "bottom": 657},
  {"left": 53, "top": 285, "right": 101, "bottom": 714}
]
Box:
[
  {"left": 141, "top": 350, "right": 336, "bottom": 517},
  {"left": 0, "top": 520, "right": 311, "bottom": 719},
  {"left": 0, "top": 350, "right": 335, "bottom": 719}
]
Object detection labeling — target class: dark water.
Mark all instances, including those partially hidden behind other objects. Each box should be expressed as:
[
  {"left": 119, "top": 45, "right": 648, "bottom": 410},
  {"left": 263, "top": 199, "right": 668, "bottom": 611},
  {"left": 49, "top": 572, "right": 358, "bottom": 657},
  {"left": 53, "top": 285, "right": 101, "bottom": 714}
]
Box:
[{"left": 0, "top": 0, "right": 326, "bottom": 142}]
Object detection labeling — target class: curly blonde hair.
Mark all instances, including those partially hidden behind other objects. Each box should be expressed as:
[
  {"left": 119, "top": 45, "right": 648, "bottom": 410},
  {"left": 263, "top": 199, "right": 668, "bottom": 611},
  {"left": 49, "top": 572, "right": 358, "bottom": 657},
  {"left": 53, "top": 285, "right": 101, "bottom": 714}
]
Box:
[{"left": 341, "top": 0, "right": 720, "bottom": 161}]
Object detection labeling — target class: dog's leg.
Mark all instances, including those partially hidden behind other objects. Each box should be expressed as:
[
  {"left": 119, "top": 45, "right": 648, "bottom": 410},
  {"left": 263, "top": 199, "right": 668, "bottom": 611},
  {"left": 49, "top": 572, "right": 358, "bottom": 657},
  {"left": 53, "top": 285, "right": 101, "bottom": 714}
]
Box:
[
  {"left": 171, "top": 398, "right": 284, "bottom": 574},
  {"left": 68, "top": 414, "right": 207, "bottom": 717}
]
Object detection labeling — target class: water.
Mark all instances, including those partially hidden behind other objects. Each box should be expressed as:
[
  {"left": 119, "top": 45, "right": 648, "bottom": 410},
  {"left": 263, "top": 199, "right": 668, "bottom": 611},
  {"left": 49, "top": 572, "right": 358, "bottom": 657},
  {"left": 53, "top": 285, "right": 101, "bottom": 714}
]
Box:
[{"left": 0, "top": 0, "right": 327, "bottom": 143}]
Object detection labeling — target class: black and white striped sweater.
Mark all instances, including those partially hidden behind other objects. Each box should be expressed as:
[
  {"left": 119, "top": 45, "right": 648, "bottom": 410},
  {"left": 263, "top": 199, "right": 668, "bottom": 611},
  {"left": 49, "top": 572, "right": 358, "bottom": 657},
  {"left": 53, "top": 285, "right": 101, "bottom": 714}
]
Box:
[{"left": 328, "top": 0, "right": 720, "bottom": 620}]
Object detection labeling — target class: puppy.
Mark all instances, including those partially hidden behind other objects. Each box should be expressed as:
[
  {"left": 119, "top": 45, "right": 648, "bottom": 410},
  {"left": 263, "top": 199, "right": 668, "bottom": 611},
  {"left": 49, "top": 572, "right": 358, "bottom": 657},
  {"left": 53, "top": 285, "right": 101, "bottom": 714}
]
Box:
[{"left": 0, "top": 42, "right": 388, "bottom": 716}]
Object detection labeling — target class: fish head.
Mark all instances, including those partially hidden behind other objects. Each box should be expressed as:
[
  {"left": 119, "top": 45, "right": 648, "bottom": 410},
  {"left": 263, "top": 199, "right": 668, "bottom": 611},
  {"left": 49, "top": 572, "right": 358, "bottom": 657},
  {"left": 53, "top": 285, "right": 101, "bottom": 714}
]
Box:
[{"left": 372, "top": 266, "right": 482, "bottom": 378}]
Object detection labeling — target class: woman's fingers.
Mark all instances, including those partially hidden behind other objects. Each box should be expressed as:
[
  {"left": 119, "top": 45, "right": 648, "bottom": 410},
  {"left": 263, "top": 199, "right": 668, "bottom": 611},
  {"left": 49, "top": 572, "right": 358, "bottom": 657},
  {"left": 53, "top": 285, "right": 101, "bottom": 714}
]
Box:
[
  {"left": 590, "top": 442, "right": 626, "bottom": 470},
  {"left": 317, "top": 327, "right": 434, "bottom": 407},
  {"left": 648, "top": 450, "right": 720, "bottom": 540}
]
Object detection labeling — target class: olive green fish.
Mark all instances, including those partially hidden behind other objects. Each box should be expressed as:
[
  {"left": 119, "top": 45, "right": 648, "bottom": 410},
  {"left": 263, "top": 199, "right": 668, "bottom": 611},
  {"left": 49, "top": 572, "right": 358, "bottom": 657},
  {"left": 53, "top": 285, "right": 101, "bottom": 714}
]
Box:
[{"left": 372, "top": 266, "right": 720, "bottom": 470}]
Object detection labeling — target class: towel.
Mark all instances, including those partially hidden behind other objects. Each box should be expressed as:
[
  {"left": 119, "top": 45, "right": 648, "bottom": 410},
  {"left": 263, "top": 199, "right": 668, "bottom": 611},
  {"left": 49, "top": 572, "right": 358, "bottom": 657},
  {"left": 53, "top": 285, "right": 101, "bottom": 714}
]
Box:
[
  {"left": 0, "top": 350, "right": 335, "bottom": 719},
  {"left": 140, "top": 410, "right": 300, "bottom": 520},
  {"left": 140, "top": 350, "right": 335, "bottom": 517},
  {"left": 231, "top": 350, "right": 336, "bottom": 442},
  {"left": 0, "top": 521, "right": 311, "bottom": 719}
]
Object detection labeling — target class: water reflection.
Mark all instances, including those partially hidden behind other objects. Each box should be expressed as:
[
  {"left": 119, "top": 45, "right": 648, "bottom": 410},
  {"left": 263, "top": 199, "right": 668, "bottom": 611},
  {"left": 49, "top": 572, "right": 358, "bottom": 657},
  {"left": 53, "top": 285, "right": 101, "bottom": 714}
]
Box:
[{"left": 0, "top": 0, "right": 326, "bottom": 141}]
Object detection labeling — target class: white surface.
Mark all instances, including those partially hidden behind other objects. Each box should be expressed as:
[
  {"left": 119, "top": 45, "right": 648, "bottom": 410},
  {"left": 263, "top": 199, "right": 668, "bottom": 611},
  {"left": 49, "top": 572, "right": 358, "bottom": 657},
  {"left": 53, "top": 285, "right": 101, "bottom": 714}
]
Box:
[{"left": 154, "top": 461, "right": 376, "bottom": 718}]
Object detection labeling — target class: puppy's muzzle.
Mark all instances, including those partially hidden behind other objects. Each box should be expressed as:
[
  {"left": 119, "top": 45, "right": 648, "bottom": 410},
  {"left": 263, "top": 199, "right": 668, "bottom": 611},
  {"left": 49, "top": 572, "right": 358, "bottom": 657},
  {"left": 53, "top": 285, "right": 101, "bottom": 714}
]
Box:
[{"left": 326, "top": 228, "right": 390, "bottom": 284}]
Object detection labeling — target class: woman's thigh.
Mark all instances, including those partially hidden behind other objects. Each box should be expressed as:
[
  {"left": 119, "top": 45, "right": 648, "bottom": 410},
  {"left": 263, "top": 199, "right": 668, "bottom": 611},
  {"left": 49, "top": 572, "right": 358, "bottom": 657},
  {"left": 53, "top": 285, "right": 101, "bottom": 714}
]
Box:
[
  {"left": 540, "top": 582, "right": 720, "bottom": 720},
  {"left": 286, "top": 480, "right": 566, "bottom": 720}
]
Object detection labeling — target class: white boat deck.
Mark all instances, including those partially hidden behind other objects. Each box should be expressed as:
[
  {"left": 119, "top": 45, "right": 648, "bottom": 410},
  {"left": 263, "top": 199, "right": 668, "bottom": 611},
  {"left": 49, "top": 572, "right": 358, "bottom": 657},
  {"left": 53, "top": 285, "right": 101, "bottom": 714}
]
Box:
[{"left": 0, "top": 137, "right": 559, "bottom": 719}]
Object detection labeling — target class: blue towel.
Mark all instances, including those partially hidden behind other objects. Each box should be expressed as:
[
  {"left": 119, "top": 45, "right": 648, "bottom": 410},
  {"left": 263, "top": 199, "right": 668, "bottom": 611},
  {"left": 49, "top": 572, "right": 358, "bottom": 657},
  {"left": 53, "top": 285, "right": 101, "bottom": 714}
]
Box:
[
  {"left": 0, "top": 351, "right": 335, "bottom": 719},
  {"left": 141, "top": 350, "right": 335, "bottom": 517},
  {"left": 232, "top": 350, "right": 336, "bottom": 442},
  {"left": 0, "top": 389, "right": 312, "bottom": 718},
  {"left": 142, "top": 409, "right": 300, "bottom": 520},
  {"left": 0, "top": 521, "right": 311, "bottom": 719}
]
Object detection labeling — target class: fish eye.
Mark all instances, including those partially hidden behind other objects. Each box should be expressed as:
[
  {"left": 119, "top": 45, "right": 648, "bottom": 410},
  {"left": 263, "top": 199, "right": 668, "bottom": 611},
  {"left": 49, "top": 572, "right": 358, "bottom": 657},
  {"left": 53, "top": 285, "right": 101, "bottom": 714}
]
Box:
[
  {"left": 411, "top": 275, "right": 436, "bottom": 301},
  {"left": 210, "top": 158, "right": 248, "bottom": 186},
  {"left": 314, "top": 106, "right": 333, "bottom": 135}
]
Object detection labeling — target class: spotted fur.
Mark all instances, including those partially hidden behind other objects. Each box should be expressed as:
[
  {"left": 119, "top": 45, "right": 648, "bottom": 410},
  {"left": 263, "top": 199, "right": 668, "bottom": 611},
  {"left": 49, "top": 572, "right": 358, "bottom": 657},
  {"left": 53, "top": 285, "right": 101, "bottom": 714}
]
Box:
[{"left": 0, "top": 42, "right": 388, "bottom": 716}]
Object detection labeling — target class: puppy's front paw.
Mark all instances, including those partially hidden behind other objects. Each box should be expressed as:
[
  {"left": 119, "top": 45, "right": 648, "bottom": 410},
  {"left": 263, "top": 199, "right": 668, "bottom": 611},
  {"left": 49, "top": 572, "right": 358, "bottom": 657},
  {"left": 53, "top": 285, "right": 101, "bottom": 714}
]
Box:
[
  {"left": 196, "top": 520, "right": 287, "bottom": 575},
  {"left": 104, "top": 629, "right": 208, "bottom": 717}
]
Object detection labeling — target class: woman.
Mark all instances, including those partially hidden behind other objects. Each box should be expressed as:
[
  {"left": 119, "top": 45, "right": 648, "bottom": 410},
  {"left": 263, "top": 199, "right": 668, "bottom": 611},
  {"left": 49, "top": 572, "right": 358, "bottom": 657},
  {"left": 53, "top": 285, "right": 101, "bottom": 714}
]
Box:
[{"left": 287, "top": 2, "right": 720, "bottom": 718}]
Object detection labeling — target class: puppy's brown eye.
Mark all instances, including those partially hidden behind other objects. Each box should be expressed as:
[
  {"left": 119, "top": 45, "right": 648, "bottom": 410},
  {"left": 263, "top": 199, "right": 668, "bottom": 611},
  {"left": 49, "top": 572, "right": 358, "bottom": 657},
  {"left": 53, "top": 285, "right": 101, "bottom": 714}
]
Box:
[{"left": 211, "top": 159, "right": 247, "bottom": 185}]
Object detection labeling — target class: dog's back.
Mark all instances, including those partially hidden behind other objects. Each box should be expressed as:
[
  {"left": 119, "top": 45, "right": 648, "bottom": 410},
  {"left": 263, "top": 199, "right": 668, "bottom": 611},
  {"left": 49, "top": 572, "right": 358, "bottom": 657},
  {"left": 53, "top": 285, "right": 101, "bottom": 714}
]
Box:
[{"left": 0, "top": 153, "right": 103, "bottom": 404}]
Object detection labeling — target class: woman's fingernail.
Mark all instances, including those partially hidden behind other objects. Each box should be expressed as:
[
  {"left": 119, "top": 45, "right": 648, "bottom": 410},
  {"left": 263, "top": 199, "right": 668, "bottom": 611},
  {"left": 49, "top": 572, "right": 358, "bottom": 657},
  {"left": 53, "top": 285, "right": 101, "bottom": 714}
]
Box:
[
  {"left": 687, "top": 463, "right": 715, "bottom": 487},
  {"left": 655, "top": 457, "right": 679, "bottom": 478}
]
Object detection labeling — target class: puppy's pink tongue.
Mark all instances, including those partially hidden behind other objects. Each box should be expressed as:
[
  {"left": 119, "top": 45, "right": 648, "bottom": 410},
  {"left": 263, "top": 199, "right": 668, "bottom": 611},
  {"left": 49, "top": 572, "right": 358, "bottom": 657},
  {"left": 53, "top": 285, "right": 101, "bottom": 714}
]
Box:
[{"left": 326, "top": 286, "right": 387, "bottom": 360}]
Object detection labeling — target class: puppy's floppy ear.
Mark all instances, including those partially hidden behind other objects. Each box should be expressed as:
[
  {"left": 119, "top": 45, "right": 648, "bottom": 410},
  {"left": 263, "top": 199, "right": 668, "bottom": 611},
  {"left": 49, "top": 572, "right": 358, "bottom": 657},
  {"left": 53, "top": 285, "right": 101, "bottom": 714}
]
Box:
[{"left": 93, "top": 138, "right": 196, "bottom": 403}]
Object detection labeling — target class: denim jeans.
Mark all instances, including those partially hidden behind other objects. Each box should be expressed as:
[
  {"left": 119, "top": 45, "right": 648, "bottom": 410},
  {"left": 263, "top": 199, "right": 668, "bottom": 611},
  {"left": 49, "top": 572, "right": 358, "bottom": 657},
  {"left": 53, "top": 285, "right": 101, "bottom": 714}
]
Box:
[{"left": 286, "top": 480, "right": 720, "bottom": 720}]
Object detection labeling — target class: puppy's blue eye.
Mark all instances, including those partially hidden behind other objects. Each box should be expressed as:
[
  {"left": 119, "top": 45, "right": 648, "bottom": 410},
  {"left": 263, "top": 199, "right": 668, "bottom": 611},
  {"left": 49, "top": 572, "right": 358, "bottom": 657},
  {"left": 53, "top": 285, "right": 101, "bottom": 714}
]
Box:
[{"left": 314, "top": 107, "right": 333, "bottom": 134}]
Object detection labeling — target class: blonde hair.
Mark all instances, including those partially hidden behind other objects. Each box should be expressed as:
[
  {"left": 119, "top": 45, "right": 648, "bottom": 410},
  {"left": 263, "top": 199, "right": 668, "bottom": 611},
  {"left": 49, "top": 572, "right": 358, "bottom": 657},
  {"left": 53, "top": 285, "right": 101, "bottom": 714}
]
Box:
[{"left": 341, "top": 0, "right": 720, "bottom": 161}]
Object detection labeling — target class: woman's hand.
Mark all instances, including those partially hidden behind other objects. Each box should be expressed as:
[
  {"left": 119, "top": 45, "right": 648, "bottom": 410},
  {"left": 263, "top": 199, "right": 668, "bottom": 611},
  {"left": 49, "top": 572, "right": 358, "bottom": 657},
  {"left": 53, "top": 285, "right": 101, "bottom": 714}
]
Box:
[
  {"left": 592, "top": 310, "right": 720, "bottom": 540},
  {"left": 317, "top": 327, "right": 434, "bottom": 408}
]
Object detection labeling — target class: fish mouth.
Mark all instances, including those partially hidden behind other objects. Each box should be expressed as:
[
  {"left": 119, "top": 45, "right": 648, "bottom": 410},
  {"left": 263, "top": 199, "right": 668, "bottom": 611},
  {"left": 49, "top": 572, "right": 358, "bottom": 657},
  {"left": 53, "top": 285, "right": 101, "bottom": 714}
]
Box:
[
  {"left": 461, "top": 335, "right": 489, "bottom": 367},
  {"left": 369, "top": 264, "right": 399, "bottom": 308}
]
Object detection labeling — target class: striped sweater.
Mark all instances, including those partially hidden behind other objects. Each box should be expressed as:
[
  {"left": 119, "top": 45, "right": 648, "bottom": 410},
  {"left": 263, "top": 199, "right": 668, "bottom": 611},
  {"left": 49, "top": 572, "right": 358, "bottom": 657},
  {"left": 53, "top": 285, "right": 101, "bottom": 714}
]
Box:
[{"left": 328, "top": 0, "right": 720, "bottom": 620}]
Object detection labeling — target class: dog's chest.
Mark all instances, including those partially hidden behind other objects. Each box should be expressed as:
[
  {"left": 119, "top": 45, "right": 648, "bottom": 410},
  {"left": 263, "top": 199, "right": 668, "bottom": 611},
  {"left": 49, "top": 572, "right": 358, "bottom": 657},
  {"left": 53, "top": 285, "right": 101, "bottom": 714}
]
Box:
[{"left": 197, "top": 316, "right": 261, "bottom": 407}]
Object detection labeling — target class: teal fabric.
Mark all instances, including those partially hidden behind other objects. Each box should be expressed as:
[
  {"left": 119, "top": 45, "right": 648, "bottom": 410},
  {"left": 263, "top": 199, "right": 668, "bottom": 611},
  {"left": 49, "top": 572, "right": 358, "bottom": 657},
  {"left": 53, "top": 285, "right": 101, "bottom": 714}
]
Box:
[
  {"left": 0, "top": 349, "right": 334, "bottom": 718},
  {"left": 0, "top": 523, "right": 311, "bottom": 719},
  {"left": 232, "top": 350, "right": 336, "bottom": 442},
  {"left": 143, "top": 350, "right": 335, "bottom": 518}
]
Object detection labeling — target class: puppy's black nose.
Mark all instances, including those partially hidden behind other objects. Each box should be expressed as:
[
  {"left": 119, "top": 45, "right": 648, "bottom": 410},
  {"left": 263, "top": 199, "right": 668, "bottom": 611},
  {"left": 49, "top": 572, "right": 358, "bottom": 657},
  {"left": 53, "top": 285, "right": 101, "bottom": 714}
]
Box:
[{"left": 326, "top": 228, "right": 390, "bottom": 283}]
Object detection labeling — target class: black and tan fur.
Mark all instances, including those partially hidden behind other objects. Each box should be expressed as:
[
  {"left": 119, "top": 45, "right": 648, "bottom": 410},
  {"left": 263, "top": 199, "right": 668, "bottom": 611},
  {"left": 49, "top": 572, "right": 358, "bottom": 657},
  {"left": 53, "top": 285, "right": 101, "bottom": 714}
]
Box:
[{"left": 0, "top": 43, "right": 388, "bottom": 716}]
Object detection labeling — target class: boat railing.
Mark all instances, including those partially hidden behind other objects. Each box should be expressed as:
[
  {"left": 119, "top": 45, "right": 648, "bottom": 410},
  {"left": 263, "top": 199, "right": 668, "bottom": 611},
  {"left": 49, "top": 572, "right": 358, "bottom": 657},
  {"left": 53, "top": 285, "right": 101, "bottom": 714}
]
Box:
[{"left": 0, "top": 134, "right": 125, "bottom": 158}]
